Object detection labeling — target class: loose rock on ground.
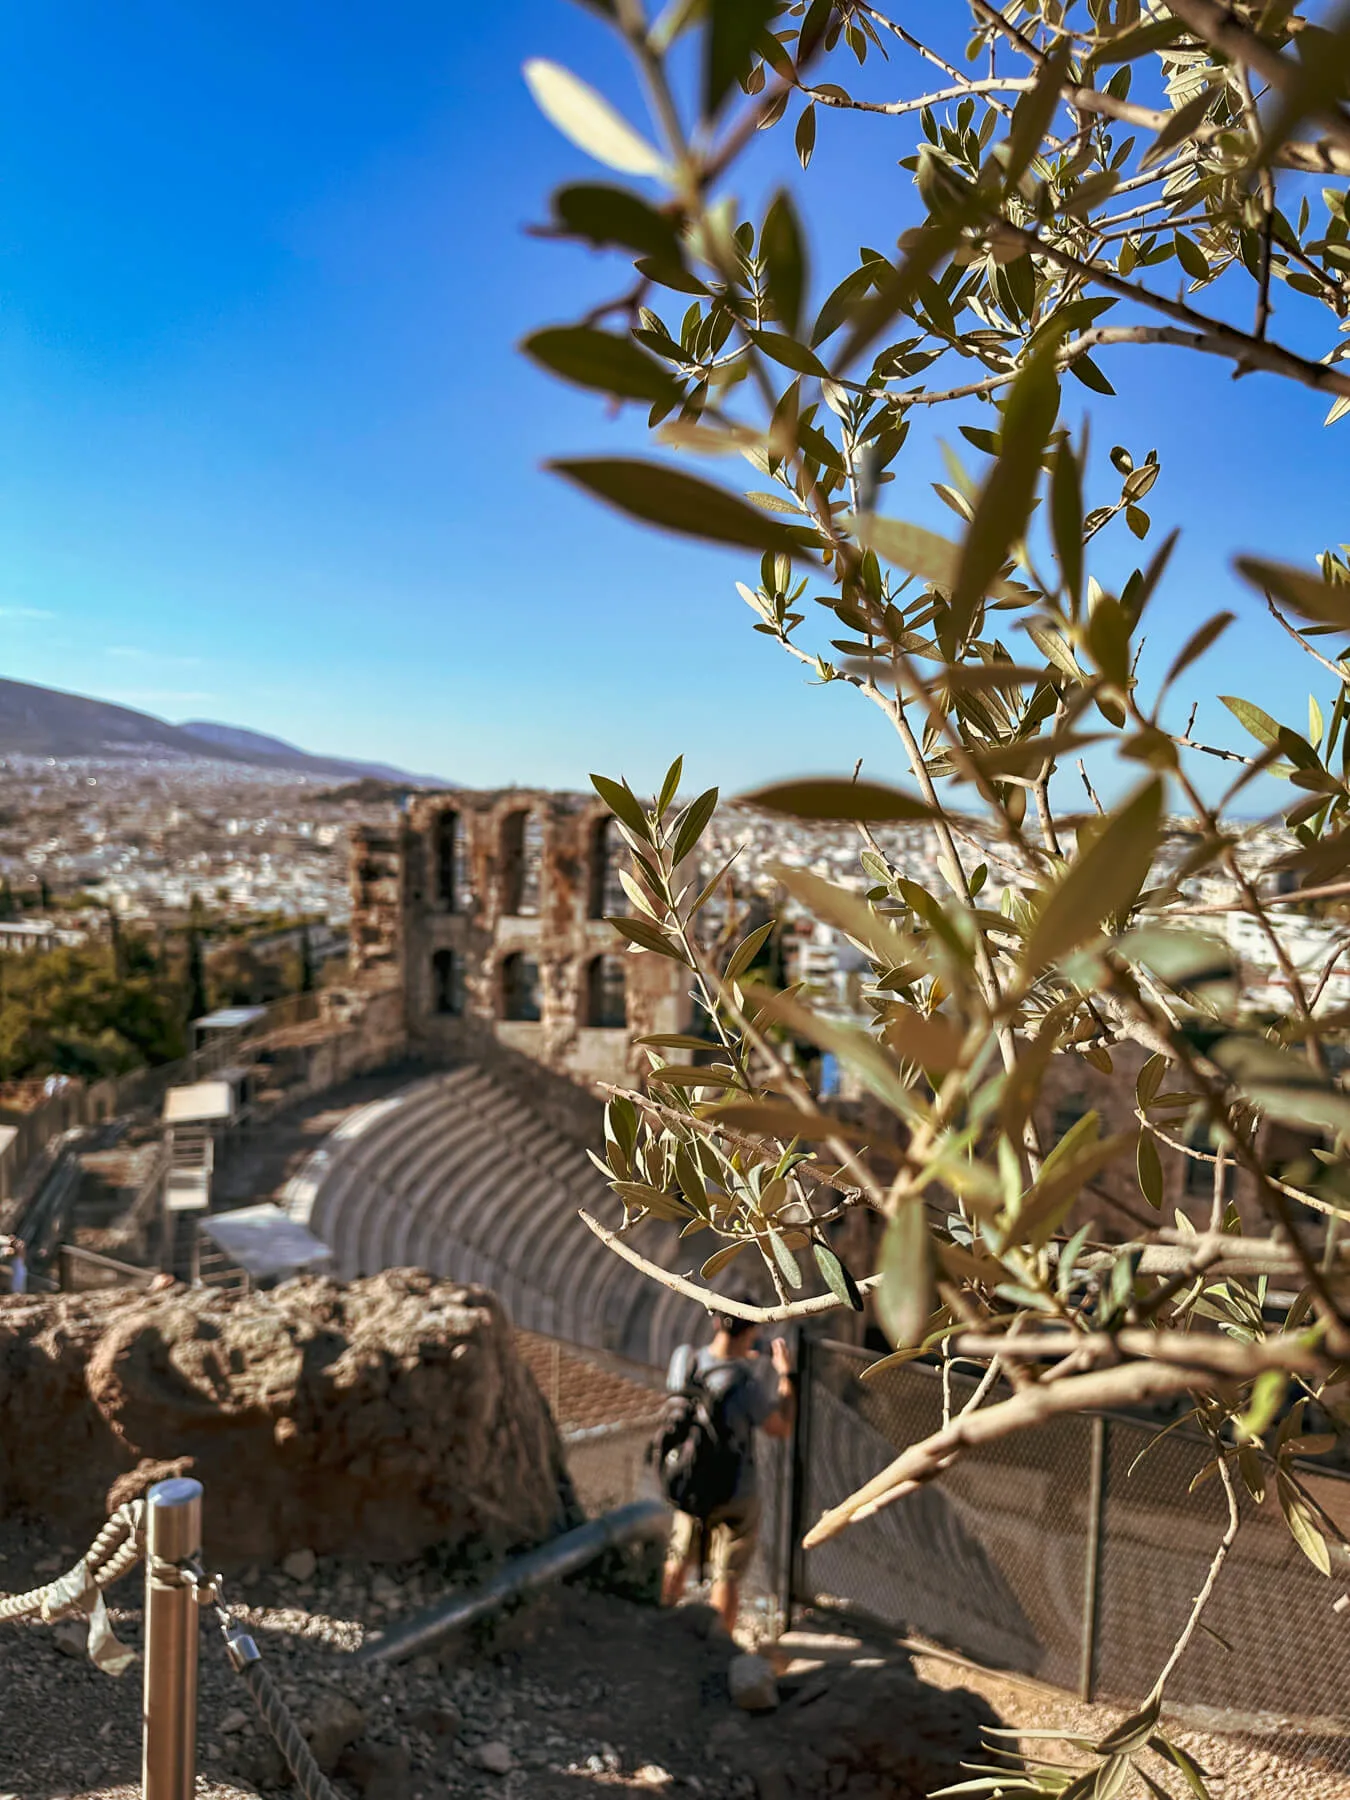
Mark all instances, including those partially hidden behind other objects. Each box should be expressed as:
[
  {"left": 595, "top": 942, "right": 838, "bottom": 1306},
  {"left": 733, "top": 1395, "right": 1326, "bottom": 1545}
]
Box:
[
  {"left": 0, "top": 1514, "right": 1342, "bottom": 1799},
  {"left": 0, "top": 1514, "right": 997, "bottom": 1800}
]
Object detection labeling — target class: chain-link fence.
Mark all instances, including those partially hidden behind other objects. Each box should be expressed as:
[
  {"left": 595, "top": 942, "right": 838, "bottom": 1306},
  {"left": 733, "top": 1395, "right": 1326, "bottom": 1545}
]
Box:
[
  {"left": 564, "top": 1422, "right": 661, "bottom": 1517},
  {"left": 793, "top": 1340, "right": 1093, "bottom": 1687},
  {"left": 790, "top": 1338, "right": 1350, "bottom": 1775},
  {"left": 513, "top": 1329, "right": 668, "bottom": 1521}
]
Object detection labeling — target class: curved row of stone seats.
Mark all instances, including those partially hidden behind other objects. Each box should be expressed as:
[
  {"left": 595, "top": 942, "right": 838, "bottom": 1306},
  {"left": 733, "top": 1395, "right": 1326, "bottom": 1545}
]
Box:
[{"left": 282, "top": 1064, "right": 707, "bottom": 1367}]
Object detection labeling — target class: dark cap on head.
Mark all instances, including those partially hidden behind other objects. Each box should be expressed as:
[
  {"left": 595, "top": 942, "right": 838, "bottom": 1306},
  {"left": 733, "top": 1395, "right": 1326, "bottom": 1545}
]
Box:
[{"left": 715, "top": 1292, "right": 759, "bottom": 1338}]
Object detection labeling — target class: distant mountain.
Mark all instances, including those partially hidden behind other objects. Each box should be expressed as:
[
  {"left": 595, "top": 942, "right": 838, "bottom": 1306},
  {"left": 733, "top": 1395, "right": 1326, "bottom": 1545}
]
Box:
[
  {"left": 0, "top": 677, "right": 223, "bottom": 761},
  {"left": 178, "top": 721, "right": 446, "bottom": 785},
  {"left": 0, "top": 677, "right": 445, "bottom": 784}
]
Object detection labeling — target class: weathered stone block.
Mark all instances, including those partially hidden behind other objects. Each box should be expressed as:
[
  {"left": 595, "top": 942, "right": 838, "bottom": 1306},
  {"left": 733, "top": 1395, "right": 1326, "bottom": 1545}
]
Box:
[{"left": 0, "top": 1271, "right": 577, "bottom": 1564}]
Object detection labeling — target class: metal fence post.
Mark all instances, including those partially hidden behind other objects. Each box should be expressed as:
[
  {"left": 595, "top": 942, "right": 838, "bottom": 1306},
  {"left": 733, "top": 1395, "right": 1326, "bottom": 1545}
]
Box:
[
  {"left": 143, "top": 1476, "right": 203, "bottom": 1800},
  {"left": 779, "top": 1328, "right": 814, "bottom": 1630},
  {"left": 1079, "top": 1415, "right": 1108, "bottom": 1702}
]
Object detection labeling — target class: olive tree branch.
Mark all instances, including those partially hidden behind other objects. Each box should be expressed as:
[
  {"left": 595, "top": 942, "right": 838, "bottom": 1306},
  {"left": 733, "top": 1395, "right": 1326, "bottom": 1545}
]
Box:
[
  {"left": 996, "top": 221, "right": 1350, "bottom": 400},
  {"left": 577, "top": 1208, "right": 882, "bottom": 1321},
  {"left": 1310, "top": 938, "right": 1350, "bottom": 1010},
  {"left": 945, "top": 1328, "right": 1326, "bottom": 1378},
  {"left": 1264, "top": 593, "right": 1350, "bottom": 680},
  {"left": 859, "top": 5, "right": 1017, "bottom": 120},
  {"left": 1236, "top": 64, "right": 1279, "bottom": 341},
  {"left": 1211, "top": 1142, "right": 1229, "bottom": 1235},
  {"left": 1174, "top": 727, "right": 1257, "bottom": 766},
  {"left": 1147, "top": 1438, "right": 1241, "bottom": 1701},
  {"left": 802, "top": 75, "right": 1039, "bottom": 118},
  {"left": 599, "top": 1082, "right": 871, "bottom": 1209},
  {"left": 810, "top": 10, "right": 1350, "bottom": 175},
  {"left": 967, "top": 0, "right": 1043, "bottom": 65},
  {"left": 801, "top": 1346, "right": 1315, "bottom": 1548},
  {"left": 1033, "top": 699, "right": 1067, "bottom": 857},
  {"left": 1164, "top": 0, "right": 1350, "bottom": 162},
  {"left": 1136, "top": 1110, "right": 1350, "bottom": 1223},
  {"left": 837, "top": 323, "right": 1220, "bottom": 407},
  {"left": 1175, "top": 878, "right": 1350, "bottom": 911}
]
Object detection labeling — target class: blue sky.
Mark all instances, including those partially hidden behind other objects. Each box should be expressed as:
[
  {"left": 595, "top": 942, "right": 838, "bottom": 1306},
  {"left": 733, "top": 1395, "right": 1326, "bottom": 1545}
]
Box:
[{"left": 1, "top": 1, "right": 1345, "bottom": 799}]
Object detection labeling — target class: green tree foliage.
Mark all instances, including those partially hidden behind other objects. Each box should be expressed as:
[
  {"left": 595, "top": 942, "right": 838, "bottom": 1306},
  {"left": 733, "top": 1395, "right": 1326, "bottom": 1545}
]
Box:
[
  {"left": 207, "top": 940, "right": 293, "bottom": 1009},
  {"left": 528, "top": 0, "right": 1350, "bottom": 1775},
  {"left": 0, "top": 938, "right": 186, "bottom": 1080}
]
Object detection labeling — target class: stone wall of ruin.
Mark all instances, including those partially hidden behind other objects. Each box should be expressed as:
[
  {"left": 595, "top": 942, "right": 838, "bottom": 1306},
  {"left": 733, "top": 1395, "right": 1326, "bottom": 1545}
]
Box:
[
  {"left": 349, "top": 791, "right": 691, "bottom": 1107},
  {"left": 0, "top": 1271, "right": 578, "bottom": 1563},
  {"left": 348, "top": 825, "right": 402, "bottom": 984}
]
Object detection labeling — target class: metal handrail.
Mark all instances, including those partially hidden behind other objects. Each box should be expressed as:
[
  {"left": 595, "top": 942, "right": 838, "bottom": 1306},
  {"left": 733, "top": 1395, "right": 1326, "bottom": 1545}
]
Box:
[{"left": 59, "top": 1243, "right": 158, "bottom": 1287}]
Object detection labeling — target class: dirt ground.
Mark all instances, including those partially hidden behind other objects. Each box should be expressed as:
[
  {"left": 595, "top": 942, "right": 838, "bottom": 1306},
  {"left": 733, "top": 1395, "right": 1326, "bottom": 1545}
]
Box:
[
  {"left": 906, "top": 1638, "right": 1350, "bottom": 1800},
  {"left": 0, "top": 1508, "right": 1345, "bottom": 1800},
  {"left": 0, "top": 1515, "right": 944, "bottom": 1800}
]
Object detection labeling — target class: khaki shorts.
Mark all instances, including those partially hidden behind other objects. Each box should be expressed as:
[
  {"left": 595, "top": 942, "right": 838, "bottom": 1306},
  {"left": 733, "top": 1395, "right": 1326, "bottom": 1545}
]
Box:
[{"left": 667, "top": 1497, "right": 761, "bottom": 1583}]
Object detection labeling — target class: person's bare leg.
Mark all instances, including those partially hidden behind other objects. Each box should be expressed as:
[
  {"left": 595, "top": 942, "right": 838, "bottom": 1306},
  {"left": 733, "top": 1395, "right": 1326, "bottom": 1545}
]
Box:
[
  {"left": 661, "top": 1557, "right": 693, "bottom": 1607},
  {"left": 710, "top": 1576, "right": 739, "bottom": 1635}
]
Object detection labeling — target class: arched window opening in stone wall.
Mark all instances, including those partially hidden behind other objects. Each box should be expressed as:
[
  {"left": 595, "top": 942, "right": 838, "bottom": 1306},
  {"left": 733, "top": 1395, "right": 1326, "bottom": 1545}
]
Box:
[
  {"left": 588, "top": 817, "right": 628, "bottom": 920},
  {"left": 501, "top": 952, "right": 542, "bottom": 1022},
  {"left": 586, "top": 954, "right": 627, "bottom": 1029},
  {"left": 501, "top": 811, "right": 543, "bottom": 917},
  {"left": 435, "top": 811, "right": 469, "bottom": 911},
  {"left": 432, "top": 948, "right": 463, "bottom": 1016}
]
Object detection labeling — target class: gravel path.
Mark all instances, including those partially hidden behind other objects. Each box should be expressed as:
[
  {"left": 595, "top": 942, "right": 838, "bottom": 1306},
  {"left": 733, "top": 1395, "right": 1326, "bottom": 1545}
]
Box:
[
  {"left": 0, "top": 1519, "right": 759, "bottom": 1800},
  {"left": 908, "top": 1638, "right": 1350, "bottom": 1800}
]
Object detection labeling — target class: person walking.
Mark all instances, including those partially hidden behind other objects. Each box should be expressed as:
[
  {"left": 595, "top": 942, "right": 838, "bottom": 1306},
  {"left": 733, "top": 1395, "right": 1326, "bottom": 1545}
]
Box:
[{"left": 657, "top": 1298, "right": 795, "bottom": 1636}]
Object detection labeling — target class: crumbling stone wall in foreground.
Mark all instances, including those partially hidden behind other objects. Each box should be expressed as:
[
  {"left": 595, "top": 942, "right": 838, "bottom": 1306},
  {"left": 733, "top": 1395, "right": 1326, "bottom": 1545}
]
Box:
[{"left": 0, "top": 1271, "right": 578, "bottom": 1565}]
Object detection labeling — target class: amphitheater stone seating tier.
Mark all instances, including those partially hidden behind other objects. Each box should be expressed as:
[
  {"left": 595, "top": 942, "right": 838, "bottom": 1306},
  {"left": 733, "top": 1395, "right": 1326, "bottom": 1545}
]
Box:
[{"left": 283, "top": 1064, "right": 705, "bottom": 1368}]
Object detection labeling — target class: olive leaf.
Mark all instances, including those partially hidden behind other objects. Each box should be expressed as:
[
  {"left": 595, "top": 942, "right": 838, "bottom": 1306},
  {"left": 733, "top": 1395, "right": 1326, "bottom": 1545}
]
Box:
[
  {"left": 813, "top": 1241, "right": 864, "bottom": 1310},
  {"left": 876, "top": 1204, "right": 933, "bottom": 1348},
  {"left": 1024, "top": 780, "right": 1163, "bottom": 970},
  {"left": 522, "top": 327, "right": 682, "bottom": 404},
  {"left": 704, "top": 0, "right": 777, "bottom": 119},
  {"left": 1237, "top": 556, "right": 1350, "bottom": 632},
  {"left": 550, "top": 183, "right": 684, "bottom": 258},
  {"left": 550, "top": 458, "right": 809, "bottom": 553},
  {"left": 760, "top": 189, "right": 808, "bottom": 337},
  {"left": 739, "top": 777, "right": 934, "bottom": 821},
  {"left": 523, "top": 60, "right": 666, "bottom": 176},
  {"left": 949, "top": 337, "right": 1061, "bottom": 639},
  {"left": 851, "top": 514, "right": 1024, "bottom": 603}
]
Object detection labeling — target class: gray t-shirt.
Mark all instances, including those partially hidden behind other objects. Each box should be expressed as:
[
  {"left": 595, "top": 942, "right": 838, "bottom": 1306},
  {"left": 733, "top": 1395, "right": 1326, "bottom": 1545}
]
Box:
[{"left": 666, "top": 1344, "right": 775, "bottom": 1499}]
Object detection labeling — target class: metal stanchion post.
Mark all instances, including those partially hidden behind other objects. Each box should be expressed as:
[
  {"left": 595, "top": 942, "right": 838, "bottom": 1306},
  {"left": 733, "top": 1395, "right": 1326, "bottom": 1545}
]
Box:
[{"left": 143, "top": 1476, "right": 203, "bottom": 1800}]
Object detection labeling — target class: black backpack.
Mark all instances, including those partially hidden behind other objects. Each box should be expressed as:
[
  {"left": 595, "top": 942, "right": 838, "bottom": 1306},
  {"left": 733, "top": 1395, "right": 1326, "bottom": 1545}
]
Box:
[{"left": 649, "top": 1357, "right": 747, "bottom": 1520}]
